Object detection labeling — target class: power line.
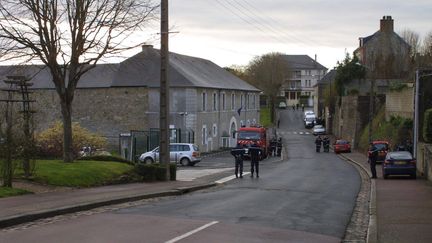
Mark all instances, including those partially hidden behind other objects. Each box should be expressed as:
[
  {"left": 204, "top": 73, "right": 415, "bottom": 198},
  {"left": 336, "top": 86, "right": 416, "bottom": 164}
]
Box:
[{"left": 231, "top": 0, "right": 313, "bottom": 47}]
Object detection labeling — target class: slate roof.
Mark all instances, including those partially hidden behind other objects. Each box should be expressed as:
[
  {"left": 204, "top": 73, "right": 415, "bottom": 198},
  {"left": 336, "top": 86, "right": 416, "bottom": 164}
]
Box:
[
  {"left": 0, "top": 47, "right": 259, "bottom": 92},
  {"left": 281, "top": 55, "right": 327, "bottom": 70},
  {"left": 317, "top": 69, "right": 337, "bottom": 85}
]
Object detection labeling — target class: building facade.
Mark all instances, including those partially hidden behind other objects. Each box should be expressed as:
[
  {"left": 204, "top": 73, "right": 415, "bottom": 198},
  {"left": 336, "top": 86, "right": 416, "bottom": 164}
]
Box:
[
  {"left": 0, "top": 46, "right": 261, "bottom": 155},
  {"left": 280, "top": 55, "right": 327, "bottom": 107}
]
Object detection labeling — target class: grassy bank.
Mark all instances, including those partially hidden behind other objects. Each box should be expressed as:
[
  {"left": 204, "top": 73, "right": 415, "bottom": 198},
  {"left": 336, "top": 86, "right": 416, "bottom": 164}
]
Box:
[{"left": 16, "top": 160, "right": 135, "bottom": 187}]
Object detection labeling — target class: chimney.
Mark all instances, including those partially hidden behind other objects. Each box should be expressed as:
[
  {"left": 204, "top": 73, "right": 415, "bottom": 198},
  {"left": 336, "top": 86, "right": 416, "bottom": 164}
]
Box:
[
  {"left": 142, "top": 44, "right": 153, "bottom": 51},
  {"left": 380, "top": 16, "right": 394, "bottom": 33}
]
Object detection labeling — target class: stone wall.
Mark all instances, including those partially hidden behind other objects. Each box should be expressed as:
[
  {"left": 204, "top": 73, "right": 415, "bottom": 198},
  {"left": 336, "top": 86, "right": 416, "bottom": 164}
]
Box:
[
  {"left": 332, "top": 95, "right": 373, "bottom": 148},
  {"left": 32, "top": 87, "right": 148, "bottom": 149},
  {"left": 385, "top": 85, "right": 414, "bottom": 120}
]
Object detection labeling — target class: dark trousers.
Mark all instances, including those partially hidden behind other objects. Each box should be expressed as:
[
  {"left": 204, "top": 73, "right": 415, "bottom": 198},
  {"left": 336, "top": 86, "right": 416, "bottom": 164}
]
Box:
[
  {"left": 251, "top": 160, "right": 259, "bottom": 176},
  {"left": 370, "top": 159, "right": 377, "bottom": 178},
  {"left": 235, "top": 159, "right": 243, "bottom": 177}
]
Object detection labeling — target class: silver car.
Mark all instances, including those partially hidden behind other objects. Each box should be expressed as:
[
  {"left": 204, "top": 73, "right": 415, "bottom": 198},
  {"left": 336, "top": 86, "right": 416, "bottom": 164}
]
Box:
[
  {"left": 138, "top": 143, "right": 201, "bottom": 166},
  {"left": 312, "top": 125, "right": 326, "bottom": 135}
]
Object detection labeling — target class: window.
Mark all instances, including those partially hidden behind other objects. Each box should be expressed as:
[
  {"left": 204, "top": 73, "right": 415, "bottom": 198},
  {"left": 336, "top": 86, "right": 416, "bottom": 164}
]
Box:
[
  {"left": 213, "top": 92, "right": 217, "bottom": 111},
  {"left": 253, "top": 94, "right": 256, "bottom": 109},
  {"left": 212, "top": 124, "right": 217, "bottom": 137},
  {"left": 202, "top": 92, "right": 207, "bottom": 111},
  {"left": 240, "top": 94, "right": 244, "bottom": 108},
  {"left": 306, "top": 70, "right": 311, "bottom": 76},
  {"left": 222, "top": 93, "right": 226, "bottom": 110},
  {"left": 231, "top": 93, "right": 235, "bottom": 110},
  {"left": 202, "top": 126, "right": 207, "bottom": 145}
]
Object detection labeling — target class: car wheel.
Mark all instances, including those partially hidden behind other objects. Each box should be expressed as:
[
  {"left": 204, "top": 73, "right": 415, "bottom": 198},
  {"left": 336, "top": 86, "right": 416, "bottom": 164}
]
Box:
[
  {"left": 412, "top": 174, "right": 417, "bottom": 179},
  {"left": 180, "top": 157, "right": 190, "bottom": 166},
  {"left": 383, "top": 173, "right": 388, "bottom": 179},
  {"left": 348, "top": 149, "right": 351, "bottom": 153},
  {"left": 144, "top": 157, "right": 154, "bottom": 164}
]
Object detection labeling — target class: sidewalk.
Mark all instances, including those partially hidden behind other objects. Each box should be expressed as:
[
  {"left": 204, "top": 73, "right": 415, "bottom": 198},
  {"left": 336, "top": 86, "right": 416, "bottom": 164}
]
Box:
[
  {"left": 0, "top": 175, "right": 219, "bottom": 228},
  {"left": 340, "top": 151, "right": 432, "bottom": 243}
]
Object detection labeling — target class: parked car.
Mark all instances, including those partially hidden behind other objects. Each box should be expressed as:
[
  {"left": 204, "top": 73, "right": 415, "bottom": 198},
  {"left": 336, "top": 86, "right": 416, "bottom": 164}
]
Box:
[
  {"left": 382, "top": 151, "right": 416, "bottom": 179},
  {"left": 334, "top": 139, "right": 351, "bottom": 153},
  {"left": 138, "top": 143, "right": 201, "bottom": 166},
  {"left": 312, "top": 125, "right": 326, "bottom": 135},
  {"left": 278, "top": 102, "right": 287, "bottom": 109},
  {"left": 368, "top": 140, "right": 389, "bottom": 162}
]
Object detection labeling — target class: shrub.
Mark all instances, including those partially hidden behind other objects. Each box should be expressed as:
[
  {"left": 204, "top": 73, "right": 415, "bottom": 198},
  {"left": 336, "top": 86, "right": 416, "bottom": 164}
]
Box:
[
  {"left": 35, "top": 121, "right": 107, "bottom": 158},
  {"left": 134, "top": 163, "right": 177, "bottom": 182},
  {"left": 423, "top": 108, "right": 432, "bottom": 143}
]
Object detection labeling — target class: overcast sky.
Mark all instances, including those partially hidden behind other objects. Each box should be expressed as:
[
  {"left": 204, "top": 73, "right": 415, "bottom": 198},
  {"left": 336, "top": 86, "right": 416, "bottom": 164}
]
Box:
[{"left": 137, "top": 0, "right": 432, "bottom": 70}]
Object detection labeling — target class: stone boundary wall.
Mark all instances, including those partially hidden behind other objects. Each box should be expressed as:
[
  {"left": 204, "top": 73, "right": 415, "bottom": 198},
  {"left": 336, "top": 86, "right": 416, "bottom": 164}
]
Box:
[{"left": 385, "top": 86, "right": 414, "bottom": 120}]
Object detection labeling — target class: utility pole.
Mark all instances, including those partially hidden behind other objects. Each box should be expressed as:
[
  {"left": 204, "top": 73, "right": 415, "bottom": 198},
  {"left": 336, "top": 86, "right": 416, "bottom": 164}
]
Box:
[{"left": 160, "top": 0, "right": 170, "bottom": 180}]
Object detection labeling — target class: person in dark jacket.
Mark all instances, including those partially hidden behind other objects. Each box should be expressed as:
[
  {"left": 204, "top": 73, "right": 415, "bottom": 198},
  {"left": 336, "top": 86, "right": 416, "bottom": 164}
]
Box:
[
  {"left": 315, "top": 136, "right": 322, "bottom": 152},
  {"left": 368, "top": 143, "right": 379, "bottom": 179},
  {"left": 231, "top": 143, "right": 245, "bottom": 178},
  {"left": 249, "top": 143, "right": 262, "bottom": 178}
]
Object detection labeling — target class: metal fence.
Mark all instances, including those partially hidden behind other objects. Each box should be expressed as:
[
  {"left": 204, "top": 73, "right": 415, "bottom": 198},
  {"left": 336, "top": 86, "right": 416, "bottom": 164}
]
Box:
[{"left": 119, "top": 128, "right": 195, "bottom": 162}]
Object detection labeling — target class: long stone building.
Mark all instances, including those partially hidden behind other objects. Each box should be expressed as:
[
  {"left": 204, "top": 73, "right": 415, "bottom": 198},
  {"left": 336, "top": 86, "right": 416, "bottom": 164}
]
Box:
[{"left": 0, "top": 45, "right": 261, "bottom": 157}]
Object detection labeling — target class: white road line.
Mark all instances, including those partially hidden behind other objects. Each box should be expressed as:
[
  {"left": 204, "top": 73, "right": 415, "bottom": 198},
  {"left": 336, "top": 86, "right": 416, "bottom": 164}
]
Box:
[
  {"left": 293, "top": 132, "right": 298, "bottom": 134},
  {"left": 215, "top": 172, "right": 251, "bottom": 184},
  {"left": 165, "top": 221, "right": 219, "bottom": 243},
  {"left": 299, "top": 132, "right": 304, "bottom": 134}
]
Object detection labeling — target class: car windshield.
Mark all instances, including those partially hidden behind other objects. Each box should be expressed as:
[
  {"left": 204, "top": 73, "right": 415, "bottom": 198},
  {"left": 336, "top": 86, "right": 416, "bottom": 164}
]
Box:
[
  {"left": 372, "top": 143, "right": 388, "bottom": 151},
  {"left": 237, "top": 131, "right": 261, "bottom": 140},
  {"left": 336, "top": 140, "right": 348, "bottom": 144}
]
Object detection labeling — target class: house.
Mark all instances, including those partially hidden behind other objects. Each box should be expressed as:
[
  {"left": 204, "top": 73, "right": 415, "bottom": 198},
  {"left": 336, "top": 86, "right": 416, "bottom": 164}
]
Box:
[
  {"left": 313, "top": 69, "right": 336, "bottom": 130},
  {"left": 0, "top": 45, "right": 261, "bottom": 156},
  {"left": 355, "top": 16, "right": 411, "bottom": 85},
  {"left": 279, "top": 55, "right": 327, "bottom": 107}
]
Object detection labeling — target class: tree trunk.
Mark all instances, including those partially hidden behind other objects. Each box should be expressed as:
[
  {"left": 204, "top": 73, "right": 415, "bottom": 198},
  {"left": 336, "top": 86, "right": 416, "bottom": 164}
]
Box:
[{"left": 60, "top": 100, "right": 74, "bottom": 163}]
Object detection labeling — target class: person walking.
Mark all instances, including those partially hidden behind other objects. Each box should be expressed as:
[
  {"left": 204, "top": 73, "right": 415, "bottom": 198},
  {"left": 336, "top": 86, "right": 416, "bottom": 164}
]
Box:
[
  {"left": 368, "top": 143, "right": 379, "bottom": 179},
  {"left": 231, "top": 143, "right": 245, "bottom": 178},
  {"left": 249, "top": 143, "right": 262, "bottom": 178},
  {"left": 315, "top": 135, "right": 322, "bottom": 152}
]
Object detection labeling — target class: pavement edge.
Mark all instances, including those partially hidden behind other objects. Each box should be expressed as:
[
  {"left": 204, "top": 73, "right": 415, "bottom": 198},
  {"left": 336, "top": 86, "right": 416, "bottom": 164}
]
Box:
[{"left": 340, "top": 153, "right": 378, "bottom": 243}]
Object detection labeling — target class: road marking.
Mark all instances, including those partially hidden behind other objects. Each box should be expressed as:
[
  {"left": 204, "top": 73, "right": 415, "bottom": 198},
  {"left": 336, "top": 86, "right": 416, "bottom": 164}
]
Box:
[
  {"left": 215, "top": 172, "right": 251, "bottom": 184},
  {"left": 299, "top": 132, "right": 304, "bottom": 134},
  {"left": 293, "top": 132, "right": 297, "bottom": 134},
  {"left": 165, "top": 221, "right": 219, "bottom": 243}
]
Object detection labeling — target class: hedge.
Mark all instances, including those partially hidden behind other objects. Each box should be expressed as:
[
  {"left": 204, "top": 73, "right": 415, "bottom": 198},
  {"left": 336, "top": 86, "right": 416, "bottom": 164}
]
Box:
[{"left": 134, "top": 163, "right": 176, "bottom": 182}]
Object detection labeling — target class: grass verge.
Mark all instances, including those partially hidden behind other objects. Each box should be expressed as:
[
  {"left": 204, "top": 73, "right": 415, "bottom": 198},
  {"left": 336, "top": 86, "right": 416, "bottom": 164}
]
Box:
[
  {"left": 0, "top": 187, "right": 31, "bottom": 198},
  {"left": 16, "top": 160, "right": 135, "bottom": 188}
]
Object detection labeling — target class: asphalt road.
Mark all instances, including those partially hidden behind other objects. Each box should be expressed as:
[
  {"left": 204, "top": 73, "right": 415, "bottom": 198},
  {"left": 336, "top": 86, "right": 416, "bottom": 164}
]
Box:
[{"left": 0, "top": 109, "right": 361, "bottom": 243}]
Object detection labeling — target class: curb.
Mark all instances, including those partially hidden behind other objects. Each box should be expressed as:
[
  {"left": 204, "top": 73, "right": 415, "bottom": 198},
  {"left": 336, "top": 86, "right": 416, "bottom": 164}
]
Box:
[
  {"left": 0, "top": 183, "right": 217, "bottom": 229},
  {"left": 339, "top": 153, "right": 377, "bottom": 243}
]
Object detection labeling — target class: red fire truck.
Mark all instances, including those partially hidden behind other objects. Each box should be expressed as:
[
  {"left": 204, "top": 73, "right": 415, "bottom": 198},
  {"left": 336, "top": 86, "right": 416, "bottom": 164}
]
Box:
[{"left": 236, "top": 126, "right": 268, "bottom": 159}]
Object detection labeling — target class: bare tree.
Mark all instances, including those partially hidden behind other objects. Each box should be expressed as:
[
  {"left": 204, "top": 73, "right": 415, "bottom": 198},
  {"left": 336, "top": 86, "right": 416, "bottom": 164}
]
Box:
[
  {"left": 246, "top": 53, "right": 288, "bottom": 123},
  {"left": 400, "top": 29, "right": 420, "bottom": 58},
  {"left": 0, "top": 0, "right": 158, "bottom": 162}
]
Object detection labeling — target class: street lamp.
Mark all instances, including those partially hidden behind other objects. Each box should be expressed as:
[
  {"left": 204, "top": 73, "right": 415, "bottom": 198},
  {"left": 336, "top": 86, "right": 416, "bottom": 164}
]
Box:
[{"left": 413, "top": 70, "right": 432, "bottom": 158}]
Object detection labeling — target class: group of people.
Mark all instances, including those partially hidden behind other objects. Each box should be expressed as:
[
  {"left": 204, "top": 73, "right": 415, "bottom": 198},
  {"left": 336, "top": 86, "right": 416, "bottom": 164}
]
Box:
[
  {"left": 230, "top": 143, "right": 262, "bottom": 178},
  {"left": 269, "top": 137, "right": 282, "bottom": 157},
  {"left": 292, "top": 103, "right": 305, "bottom": 111},
  {"left": 314, "top": 135, "right": 330, "bottom": 152}
]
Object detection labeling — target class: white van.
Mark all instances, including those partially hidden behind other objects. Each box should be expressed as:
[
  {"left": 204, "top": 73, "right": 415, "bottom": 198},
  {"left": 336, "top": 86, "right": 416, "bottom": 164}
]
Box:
[{"left": 304, "top": 114, "right": 316, "bottom": 128}]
